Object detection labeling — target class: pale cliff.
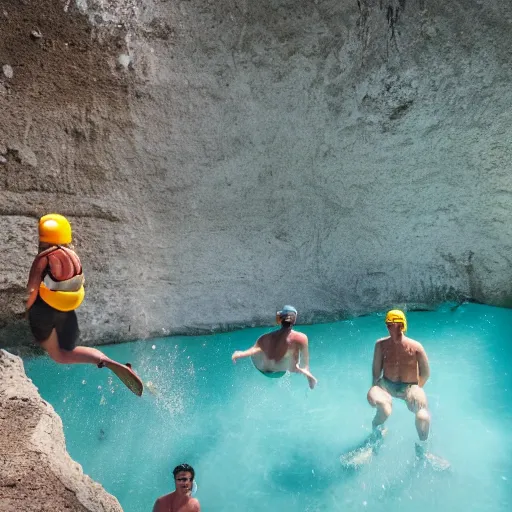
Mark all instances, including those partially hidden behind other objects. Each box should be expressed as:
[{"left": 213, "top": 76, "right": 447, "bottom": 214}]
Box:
[
  {"left": 1, "top": 2, "right": 511, "bottom": 510},
  {"left": 1, "top": 0, "right": 511, "bottom": 351}
]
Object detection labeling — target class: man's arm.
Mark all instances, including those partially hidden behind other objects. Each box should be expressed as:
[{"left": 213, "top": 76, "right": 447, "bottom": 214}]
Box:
[
  {"left": 294, "top": 335, "right": 318, "bottom": 388},
  {"left": 26, "top": 255, "right": 47, "bottom": 310},
  {"left": 417, "top": 344, "right": 430, "bottom": 387},
  {"left": 297, "top": 335, "right": 311, "bottom": 370},
  {"left": 231, "top": 341, "right": 262, "bottom": 363},
  {"left": 372, "top": 342, "right": 383, "bottom": 385}
]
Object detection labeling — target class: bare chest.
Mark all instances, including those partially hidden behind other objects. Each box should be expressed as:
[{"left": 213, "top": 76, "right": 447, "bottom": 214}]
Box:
[{"left": 382, "top": 343, "right": 416, "bottom": 370}]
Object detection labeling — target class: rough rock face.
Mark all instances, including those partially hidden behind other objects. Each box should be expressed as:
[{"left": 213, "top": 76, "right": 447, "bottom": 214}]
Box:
[
  {"left": 1, "top": 0, "right": 512, "bottom": 348},
  {"left": 0, "top": 350, "right": 123, "bottom": 511}
]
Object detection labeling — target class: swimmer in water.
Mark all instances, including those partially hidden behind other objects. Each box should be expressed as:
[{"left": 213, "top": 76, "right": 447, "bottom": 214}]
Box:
[
  {"left": 26, "top": 214, "right": 143, "bottom": 396},
  {"left": 366, "top": 309, "right": 449, "bottom": 468},
  {"left": 231, "top": 305, "right": 317, "bottom": 389},
  {"left": 153, "top": 463, "right": 200, "bottom": 512}
]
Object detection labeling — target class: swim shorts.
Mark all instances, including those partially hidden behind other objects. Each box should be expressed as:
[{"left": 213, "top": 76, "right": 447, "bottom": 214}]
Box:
[
  {"left": 28, "top": 295, "right": 79, "bottom": 351},
  {"left": 258, "top": 369, "right": 286, "bottom": 379},
  {"left": 377, "top": 376, "right": 419, "bottom": 399}
]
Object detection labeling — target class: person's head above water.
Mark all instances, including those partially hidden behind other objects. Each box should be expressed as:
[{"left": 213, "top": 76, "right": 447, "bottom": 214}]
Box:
[
  {"left": 385, "top": 309, "right": 407, "bottom": 332},
  {"left": 276, "top": 305, "right": 298, "bottom": 327},
  {"left": 173, "top": 463, "right": 195, "bottom": 480},
  {"left": 173, "top": 463, "right": 196, "bottom": 496},
  {"left": 39, "top": 213, "right": 72, "bottom": 246}
]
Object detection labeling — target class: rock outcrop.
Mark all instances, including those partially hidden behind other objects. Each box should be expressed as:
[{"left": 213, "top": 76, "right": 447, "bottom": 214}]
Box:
[
  {"left": 0, "top": 349, "right": 123, "bottom": 511},
  {"left": 1, "top": 0, "right": 512, "bottom": 350}
]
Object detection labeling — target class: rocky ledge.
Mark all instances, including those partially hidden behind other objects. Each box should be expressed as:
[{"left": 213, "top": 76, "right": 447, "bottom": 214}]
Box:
[{"left": 0, "top": 349, "right": 123, "bottom": 512}]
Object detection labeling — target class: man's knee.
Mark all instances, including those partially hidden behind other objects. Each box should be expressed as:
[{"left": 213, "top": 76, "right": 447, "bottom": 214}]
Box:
[
  {"left": 367, "top": 386, "right": 378, "bottom": 406},
  {"left": 416, "top": 408, "right": 430, "bottom": 423},
  {"left": 367, "top": 386, "right": 391, "bottom": 407},
  {"left": 415, "top": 408, "right": 430, "bottom": 440},
  {"left": 406, "top": 386, "right": 428, "bottom": 412}
]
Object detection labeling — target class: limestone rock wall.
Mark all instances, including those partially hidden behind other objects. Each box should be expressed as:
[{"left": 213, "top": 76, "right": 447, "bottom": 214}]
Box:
[
  {"left": 0, "top": 350, "right": 123, "bottom": 511},
  {"left": 1, "top": 0, "right": 512, "bottom": 348}
]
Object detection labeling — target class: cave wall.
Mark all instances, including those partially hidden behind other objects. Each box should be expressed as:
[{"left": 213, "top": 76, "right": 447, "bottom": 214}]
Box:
[{"left": 1, "top": 0, "right": 512, "bottom": 348}]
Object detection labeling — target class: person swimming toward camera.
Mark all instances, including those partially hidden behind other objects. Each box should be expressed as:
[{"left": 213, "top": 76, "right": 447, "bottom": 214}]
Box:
[
  {"left": 153, "top": 463, "right": 200, "bottom": 512},
  {"left": 231, "top": 305, "right": 317, "bottom": 389}
]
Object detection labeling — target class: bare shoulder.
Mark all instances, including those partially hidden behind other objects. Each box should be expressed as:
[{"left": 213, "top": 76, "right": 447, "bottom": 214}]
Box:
[
  {"left": 187, "top": 498, "right": 201, "bottom": 511},
  {"left": 153, "top": 494, "right": 172, "bottom": 512},
  {"left": 375, "top": 336, "right": 390, "bottom": 345},
  {"left": 290, "top": 330, "right": 308, "bottom": 345},
  {"left": 405, "top": 337, "right": 426, "bottom": 353},
  {"left": 256, "top": 332, "right": 271, "bottom": 345}
]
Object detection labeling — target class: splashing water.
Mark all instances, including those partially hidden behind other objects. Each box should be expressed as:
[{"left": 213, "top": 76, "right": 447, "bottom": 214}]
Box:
[{"left": 23, "top": 303, "right": 512, "bottom": 512}]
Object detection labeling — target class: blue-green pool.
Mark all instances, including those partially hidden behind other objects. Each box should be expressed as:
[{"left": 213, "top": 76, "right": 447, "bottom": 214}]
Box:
[{"left": 23, "top": 303, "right": 512, "bottom": 511}]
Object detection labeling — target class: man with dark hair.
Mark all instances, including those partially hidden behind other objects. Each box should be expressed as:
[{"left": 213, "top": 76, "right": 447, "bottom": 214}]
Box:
[
  {"left": 153, "top": 463, "right": 200, "bottom": 512},
  {"left": 231, "top": 305, "right": 317, "bottom": 389}
]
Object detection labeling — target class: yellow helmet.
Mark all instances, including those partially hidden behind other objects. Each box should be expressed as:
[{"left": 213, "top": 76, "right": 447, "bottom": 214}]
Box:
[
  {"left": 385, "top": 309, "right": 407, "bottom": 332},
  {"left": 39, "top": 214, "right": 72, "bottom": 245}
]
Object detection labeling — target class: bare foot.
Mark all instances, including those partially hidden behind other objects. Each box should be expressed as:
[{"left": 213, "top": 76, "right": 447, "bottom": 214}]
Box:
[{"left": 415, "top": 443, "right": 451, "bottom": 471}]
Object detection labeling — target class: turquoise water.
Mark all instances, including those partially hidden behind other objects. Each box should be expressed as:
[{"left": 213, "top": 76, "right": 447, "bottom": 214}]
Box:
[{"left": 23, "top": 303, "right": 511, "bottom": 512}]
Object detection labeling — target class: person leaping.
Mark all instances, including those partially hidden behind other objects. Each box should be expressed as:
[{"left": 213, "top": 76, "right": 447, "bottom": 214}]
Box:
[
  {"left": 232, "top": 305, "right": 317, "bottom": 389},
  {"left": 26, "top": 213, "right": 143, "bottom": 396}
]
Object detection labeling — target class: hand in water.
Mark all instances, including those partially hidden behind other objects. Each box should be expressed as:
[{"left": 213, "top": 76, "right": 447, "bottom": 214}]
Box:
[
  {"left": 231, "top": 351, "right": 243, "bottom": 363},
  {"left": 295, "top": 364, "right": 318, "bottom": 389}
]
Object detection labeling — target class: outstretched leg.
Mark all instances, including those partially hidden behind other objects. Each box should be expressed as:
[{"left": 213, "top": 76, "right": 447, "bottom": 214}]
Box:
[
  {"left": 40, "top": 328, "right": 109, "bottom": 365},
  {"left": 40, "top": 329, "right": 143, "bottom": 396},
  {"left": 367, "top": 385, "right": 392, "bottom": 428}
]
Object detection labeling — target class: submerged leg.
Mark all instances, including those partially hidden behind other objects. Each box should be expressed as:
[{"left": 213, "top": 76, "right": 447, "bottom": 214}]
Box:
[
  {"left": 340, "top": 422, "right": 388, "bottom": 469},
  {"left": 405, "top": 385, "right": 430, "bottom": 441},
  {"left": 404, "top": 386, "right": 449, "bottom": 470},
  {"left": 415, "top": 408, "right": 430, "bottom": 441}
]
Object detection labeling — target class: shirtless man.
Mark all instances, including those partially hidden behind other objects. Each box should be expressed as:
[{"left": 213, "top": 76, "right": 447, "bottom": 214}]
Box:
[
  {"left": 153, "top": 464, "right": 200, "bottom": 512},
  {"left": 367, "top": 309, "right": 431, "bottom": 454},
  {"left": 231, "top": 305, "right": 317, "bottom": 389}
]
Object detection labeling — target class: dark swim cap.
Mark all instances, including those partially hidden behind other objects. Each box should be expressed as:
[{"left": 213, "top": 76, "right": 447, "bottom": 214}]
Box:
[{"left": 277, "top": 305, "right": 297, "bottom": 317}]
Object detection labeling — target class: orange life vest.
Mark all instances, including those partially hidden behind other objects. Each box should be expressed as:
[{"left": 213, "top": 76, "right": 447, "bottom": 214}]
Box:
[{"left": 37, "top": 246, "right": 85, "bottom": 312}]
